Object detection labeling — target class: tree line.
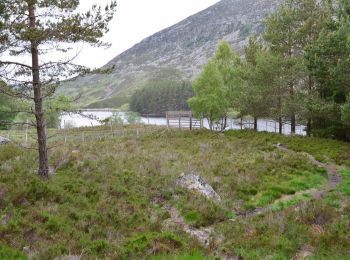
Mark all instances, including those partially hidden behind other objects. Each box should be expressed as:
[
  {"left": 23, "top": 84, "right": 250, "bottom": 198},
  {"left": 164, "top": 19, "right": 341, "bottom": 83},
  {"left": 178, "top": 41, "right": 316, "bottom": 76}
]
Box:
[
  {"left": 130, "top": 81, "right": 193, "bottom": 116},
  {"left": 189, "top": 0, "right": 350, "bottom": 140}
]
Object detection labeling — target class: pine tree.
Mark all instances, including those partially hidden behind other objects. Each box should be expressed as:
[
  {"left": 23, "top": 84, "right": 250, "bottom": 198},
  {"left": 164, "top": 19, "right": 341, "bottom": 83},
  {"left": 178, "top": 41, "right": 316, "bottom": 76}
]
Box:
[
  {"left": 0, "top": 0, "right": 117, "bottom": 178},
  {"left": 263, "top": 0, "right": 329, "bottom": 134},
  {"left": 305, "top": 3, "right": 350, "bottom": 140}
]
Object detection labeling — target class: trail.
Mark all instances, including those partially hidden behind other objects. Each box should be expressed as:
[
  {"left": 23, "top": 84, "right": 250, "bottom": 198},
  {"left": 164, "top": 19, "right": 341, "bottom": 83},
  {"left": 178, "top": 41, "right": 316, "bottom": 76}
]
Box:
[
  {"left": 164, "top": 144, "right": 342, "bottom": 257},
  {"left": 163, "top": 204, "right": 240, "bottom": 260}
]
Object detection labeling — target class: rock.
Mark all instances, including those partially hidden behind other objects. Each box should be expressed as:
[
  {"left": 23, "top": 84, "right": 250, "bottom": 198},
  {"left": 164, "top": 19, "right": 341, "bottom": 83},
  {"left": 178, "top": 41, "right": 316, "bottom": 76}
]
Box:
[
  {"left": 0, "top": 136, "right": 10, "bottom": 145},
  {"left": 54, "top": 256, "right": 81, "bottom": 260},
  {"left": 176, "top": 172, "right": 221, "bottom": 202},
  {"left": 23, "top": 246, "right": 36, "bottom": 259}
]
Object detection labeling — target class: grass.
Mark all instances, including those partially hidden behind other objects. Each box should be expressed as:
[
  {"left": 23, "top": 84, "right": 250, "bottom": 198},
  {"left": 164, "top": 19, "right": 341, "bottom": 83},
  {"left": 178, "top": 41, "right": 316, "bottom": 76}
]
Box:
[{"left": 0, "top": 128, "right": 349, "bottom": 259}]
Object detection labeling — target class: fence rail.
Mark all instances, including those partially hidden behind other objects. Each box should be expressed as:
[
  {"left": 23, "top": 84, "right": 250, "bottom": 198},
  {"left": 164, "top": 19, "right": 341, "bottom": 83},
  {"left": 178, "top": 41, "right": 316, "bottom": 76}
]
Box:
[{"left": 0, "top": 127, "right": 156, "bottom": 145}]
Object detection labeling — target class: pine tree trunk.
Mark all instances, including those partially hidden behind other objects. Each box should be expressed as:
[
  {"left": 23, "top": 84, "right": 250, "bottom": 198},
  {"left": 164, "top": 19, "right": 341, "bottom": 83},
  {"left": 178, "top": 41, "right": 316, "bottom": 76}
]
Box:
[
  {"left": 29, "top": 4, "right": 49, "bottom": 179},
  {"left": 306, "top": 76, "right": 313, "bottom": 137},
  {"left": 279, "top": 117, "right": 283, "bottom": 134},
  {"left": 289, "top": 82, "right": 296, "bottom": 134},
  {"left": 278, "top": 95, "right": 283, "bottom": 134},
  {"left": 291, "top": 113, "right": 296, "bottom": 134},
  {"left": 254, "top": 117, "right": 258, "bottom": 131},
  {"left": 307, "top": 119, "right": 312, "bottom": 137}
]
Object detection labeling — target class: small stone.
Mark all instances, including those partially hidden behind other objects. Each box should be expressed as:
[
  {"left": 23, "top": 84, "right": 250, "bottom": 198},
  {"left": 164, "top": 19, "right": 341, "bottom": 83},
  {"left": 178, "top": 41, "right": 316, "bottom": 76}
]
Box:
[
  {"left": 0, "top": 136, "right": 10, "bottom": 145},
  {"left": 54, "top": 255, "right": 81, "bottom": 260},
  {"left": 23, "top": 246, "right": 31, "bottom": 254}
]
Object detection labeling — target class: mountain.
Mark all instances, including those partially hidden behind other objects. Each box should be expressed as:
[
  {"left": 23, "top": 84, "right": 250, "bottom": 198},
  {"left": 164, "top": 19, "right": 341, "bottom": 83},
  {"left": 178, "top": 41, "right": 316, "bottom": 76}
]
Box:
[{"left": 61, "top": 0, "right": 280, "bottom": 108}]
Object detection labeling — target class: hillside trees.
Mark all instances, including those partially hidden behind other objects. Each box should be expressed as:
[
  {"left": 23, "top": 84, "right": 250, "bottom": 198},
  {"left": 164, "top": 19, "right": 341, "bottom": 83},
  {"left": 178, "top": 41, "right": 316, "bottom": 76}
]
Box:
[
  {"left": 305, "top": 2, "right": 350, "bottom": 140},
  {"left": 190, "top": 0, "right": 349, "bottom": 140},
  {"left": 263, "top": 0, "right": 331, "bottom": 134},
  {"left": 130, "top": 81, "right": 193, "bottom": 115},
  {"left": 0, "top": 0, "right": 117, "bottom": 178}
]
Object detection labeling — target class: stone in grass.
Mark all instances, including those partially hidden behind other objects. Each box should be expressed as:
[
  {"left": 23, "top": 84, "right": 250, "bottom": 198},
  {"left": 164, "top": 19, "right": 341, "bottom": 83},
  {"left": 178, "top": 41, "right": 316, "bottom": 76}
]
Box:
[
  {"left": 176, "top": 172, "right": 221, "bottom": 202},
  {"left": 0, "top": 136, "right": 10, "bottom": 145},
  {"left": 54, "top": 256, "right": 81, "bottom": 260}
]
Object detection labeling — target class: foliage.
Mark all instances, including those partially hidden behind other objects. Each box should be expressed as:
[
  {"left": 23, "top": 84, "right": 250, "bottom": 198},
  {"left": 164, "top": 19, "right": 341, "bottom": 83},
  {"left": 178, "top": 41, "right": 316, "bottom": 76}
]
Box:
[
  {"left": 125, "top": 112, "right": 141, "bottom": 124},
  {"left": 305, "top": 11, "right": 350, "bottom": 140},
  {"left": 341, "top": 94, "right": 350, "bottom": 125},
  {"left": 188, "top": 61, "right": 229, "bottom": 131},
  {"left": 189, "top": 41, "right": 239, "bottom": 131},
  {"left": 0, "top": 95, "right": 18, "bottom": 130},
  {"left": 130, "top": 81, "right": 193, "bottom": 116}
]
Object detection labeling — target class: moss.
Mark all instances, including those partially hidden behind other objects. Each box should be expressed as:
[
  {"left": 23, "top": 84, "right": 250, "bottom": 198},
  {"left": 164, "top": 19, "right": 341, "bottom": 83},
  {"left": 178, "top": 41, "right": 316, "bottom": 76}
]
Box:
[{"left": 0, "top": 245, "right": 27, "bottom": 260}]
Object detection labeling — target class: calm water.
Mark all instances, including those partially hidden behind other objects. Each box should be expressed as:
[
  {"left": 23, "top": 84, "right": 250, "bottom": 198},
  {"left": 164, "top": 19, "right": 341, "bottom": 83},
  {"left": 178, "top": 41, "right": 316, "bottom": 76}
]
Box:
[{"left": 60, "top": 110, "right": 306, "bottom": 136}]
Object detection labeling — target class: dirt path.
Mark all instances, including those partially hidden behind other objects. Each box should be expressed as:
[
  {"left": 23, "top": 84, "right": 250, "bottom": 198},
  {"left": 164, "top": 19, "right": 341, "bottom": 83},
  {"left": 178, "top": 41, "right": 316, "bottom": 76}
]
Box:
[
  {"left": 164, "top": 144, "right": 342, "bottom": 257},
  {"left": 163, "top": 204, "right": 213, "bottom": 247}
]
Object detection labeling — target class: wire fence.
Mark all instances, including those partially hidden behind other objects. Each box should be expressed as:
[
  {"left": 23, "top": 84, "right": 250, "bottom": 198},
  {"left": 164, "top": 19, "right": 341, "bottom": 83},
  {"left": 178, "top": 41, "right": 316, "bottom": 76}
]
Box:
[
  {"left": 0, "top": 117, "right": 306, "bottom": 146},
  {"left": 0, "top": 126, "right": 156, "bottom": 146}
]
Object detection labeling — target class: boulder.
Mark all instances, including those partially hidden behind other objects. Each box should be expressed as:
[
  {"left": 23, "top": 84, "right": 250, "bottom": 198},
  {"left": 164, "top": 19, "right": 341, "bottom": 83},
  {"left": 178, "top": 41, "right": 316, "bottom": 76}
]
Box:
[
  {"left": 176, "top": 172, "right": 221, "bottom": 202},
  {"left": 0, "top": 136, "right": 10, "bottom": 145}
]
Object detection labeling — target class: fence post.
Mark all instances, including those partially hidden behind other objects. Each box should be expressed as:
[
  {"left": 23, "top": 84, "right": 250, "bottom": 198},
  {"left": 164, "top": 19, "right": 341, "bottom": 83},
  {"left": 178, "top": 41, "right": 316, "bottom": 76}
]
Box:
[
  {"left": 111, "top": 122, "right": 114, "bottom": 137},
  {"left": 166, "top": 112, "right": 169, "bottom": 129},
  {"left": 190, "top": 114, "right": 192, "bottom": 131},
  {"left": 25, "top": 119, "right": 29, "bottom": 143}
]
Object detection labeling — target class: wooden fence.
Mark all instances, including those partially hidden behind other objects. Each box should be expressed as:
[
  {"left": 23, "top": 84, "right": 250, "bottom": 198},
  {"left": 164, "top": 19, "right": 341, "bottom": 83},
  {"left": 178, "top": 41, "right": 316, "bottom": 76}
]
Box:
[{"left": 166, "top": 111, "right": 203, "bottom": 130}]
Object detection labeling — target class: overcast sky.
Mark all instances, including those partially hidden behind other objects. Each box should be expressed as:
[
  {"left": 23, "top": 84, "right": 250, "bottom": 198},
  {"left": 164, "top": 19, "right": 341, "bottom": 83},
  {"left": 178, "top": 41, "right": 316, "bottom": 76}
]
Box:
[{"left": 77, "top": 0, "right": 220, "bottom": 68}]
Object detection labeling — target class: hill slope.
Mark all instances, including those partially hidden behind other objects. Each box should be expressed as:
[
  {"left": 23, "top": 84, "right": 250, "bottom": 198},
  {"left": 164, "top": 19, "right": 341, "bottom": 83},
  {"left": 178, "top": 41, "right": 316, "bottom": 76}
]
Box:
[{"left": 61, "top": 0, "right": 280, "bottom": 107}]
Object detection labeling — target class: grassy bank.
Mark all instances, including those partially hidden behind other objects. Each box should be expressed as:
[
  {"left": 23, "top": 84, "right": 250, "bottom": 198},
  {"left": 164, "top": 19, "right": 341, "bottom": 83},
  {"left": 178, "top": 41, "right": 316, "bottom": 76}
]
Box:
[{"left": 0, "top": 129, "right": 349, "bottom": 259}]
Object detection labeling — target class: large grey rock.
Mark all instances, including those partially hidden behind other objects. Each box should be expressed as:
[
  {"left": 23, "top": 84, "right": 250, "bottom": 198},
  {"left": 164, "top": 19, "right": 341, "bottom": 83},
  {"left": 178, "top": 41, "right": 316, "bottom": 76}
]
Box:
[
  {"left": 0, "top": 136, "right": 10, "bottom": 145},
  {"left": 176, "top": 172, "right": 221, "bottom": 202}
]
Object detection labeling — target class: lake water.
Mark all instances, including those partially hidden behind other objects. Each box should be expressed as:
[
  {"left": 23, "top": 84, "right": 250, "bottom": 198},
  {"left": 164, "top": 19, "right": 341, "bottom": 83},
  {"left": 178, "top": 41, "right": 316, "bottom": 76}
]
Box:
[{"left": 60, "top": 110, "right": 306, "bottom": 136}]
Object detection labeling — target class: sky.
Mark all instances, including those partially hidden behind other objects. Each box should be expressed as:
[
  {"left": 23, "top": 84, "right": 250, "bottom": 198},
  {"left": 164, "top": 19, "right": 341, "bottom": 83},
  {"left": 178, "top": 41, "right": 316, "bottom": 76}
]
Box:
[{"left": 76, "top": 0, "right": 220, "bottom": 68}]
